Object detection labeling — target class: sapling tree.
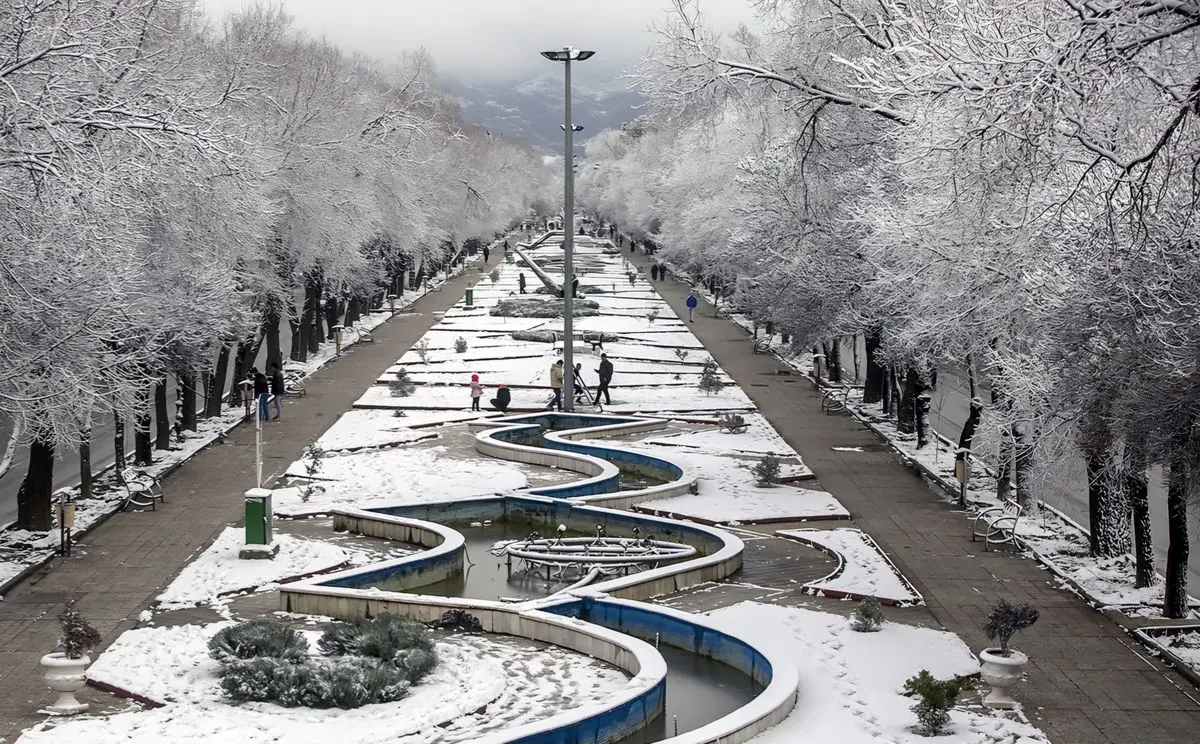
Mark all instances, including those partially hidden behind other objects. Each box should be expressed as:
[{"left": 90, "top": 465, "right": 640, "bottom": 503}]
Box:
[
  {"left": 981, "top": 600, "right": 1039, "bottom": 656},
  {"left": 389, "top": 369, "right": 416, "bottom": 397},
  {"left": 454, "top": 336, "right": 469, "bottom": 353},
  {"left": 752, "top": 453, "right": 781, "bottom": 487},
  {"left": 697, "top": 360, "right": 723, "bottom": 396}
]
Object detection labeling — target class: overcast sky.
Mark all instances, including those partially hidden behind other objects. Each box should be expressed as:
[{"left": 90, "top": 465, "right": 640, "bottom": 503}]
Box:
[{"left": 199, "top": 1, "right": 757, "bottom": 87}]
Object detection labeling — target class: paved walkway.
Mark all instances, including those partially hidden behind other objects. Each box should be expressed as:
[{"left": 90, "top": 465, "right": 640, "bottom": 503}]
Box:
[
  {"left": 633, "top": 252, "right": 1200, "bottom": 744},
  {"left": 0, "top": 253, "right": 500, "bottom": 740}
]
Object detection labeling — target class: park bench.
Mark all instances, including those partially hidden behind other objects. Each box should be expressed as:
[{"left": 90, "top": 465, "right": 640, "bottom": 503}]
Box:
[
  {"left": 971, "top": 499, "right": 1024, "bottom": 551},
  {"left": 752, "top": 336, "right": 771, "bottom": 355},
  {"left": 118, "top": 467, "right": 164, "bottom": 511},
  {"left": 353, "top": 321, "right": 374, "bottom": 344},
  {"left": 820, "top": 383, "right": 852, "bottom": 414}
]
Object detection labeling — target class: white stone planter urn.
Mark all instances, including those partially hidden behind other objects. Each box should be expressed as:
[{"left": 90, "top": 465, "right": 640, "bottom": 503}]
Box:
[
  {"left": 978, "top": 647, "right": 1028, "bottom": 709},
  {"left": 40, "top": 652, "right": 91, "bottom": 715}
]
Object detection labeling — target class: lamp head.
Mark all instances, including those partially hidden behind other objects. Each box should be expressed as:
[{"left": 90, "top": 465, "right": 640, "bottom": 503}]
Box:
[{"left": 540, "top": 48, "right": 596, "bottom": 62}]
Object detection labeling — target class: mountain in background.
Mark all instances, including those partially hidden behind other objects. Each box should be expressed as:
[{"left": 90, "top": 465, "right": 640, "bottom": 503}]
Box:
[{"left": 443, "top": 73, "right": 644, "bottom": 153}]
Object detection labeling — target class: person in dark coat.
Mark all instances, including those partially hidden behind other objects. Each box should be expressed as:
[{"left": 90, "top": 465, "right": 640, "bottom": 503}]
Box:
[
  {"left": 268, "top": 363, "right": 285, "bottom": 420},
  {"left": 252, "top": 368, "right": 269, "bottom": 422},
  {"left": 483, "top": 245, "right": 490, "bottom": 263},
  {"left": 490, "top": 384, "right": 511, "bottom": 413},
  {"left": 594, "top": 354, "right": 613, "bottom": 405},
  {"left": 518, "top": 273, "right": 527, "bottom": 294}
]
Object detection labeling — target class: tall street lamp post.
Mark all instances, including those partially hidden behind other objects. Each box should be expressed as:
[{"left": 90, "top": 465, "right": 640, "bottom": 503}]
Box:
[{"left": 541, "top": 46, "right": 593, "bottom": 411}]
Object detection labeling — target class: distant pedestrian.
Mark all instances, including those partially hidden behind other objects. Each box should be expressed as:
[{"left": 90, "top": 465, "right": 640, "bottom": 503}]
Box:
[
  {"left": 650, "top": 264, "right": 659, "bottom": 281},
  {"left": 470, "top": 373, "right": 483, "bottom": 411},
  {"left": 483, "top": 245, "right": 490, "bottom": 263},
  {"left": 490, "top": 384, "right": 511, "bottom": 413},
  {"left": 595, "top": 354, "right": 613, "bottom": 405},
  {"left": 630, "top": 241, "right": 636, "bottom": 254},
  {"left": 268, "top": 363, "right": 285, "bottom": 420},
  {"left": 686, "top": 290, "right": 698, "bottom": 323},
  {"left": 503, "top": 239, "right": 510, "bottom": 252},
  {"left": 548, "top": 360, "right": 564, "bottom": 410},
  {"left": 518, "top": 273, "right": 527, "bottom": 294},
  {"left": 252, "top": 368, "right": 269, "bottom": 422}
]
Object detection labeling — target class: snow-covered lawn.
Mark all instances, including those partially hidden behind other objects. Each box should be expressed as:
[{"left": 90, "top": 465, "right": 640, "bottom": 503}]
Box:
[
  {"left": 156, "top": 528, "right": 351, "bottom": 609},
  {"left": 277, "top": 446, "right": 527, "bottom": 516},
  {"left": 314, "top": 410, "right": 442, "bottom": 452},
  {"left": 638, "top": 485, "right": 847, "bottom": 525},
  {"left": 644, "top": 413, "right": 800, "bottom": 457},
  {"left": 33, "top": 622, "right": 630, "bottom": 744},
  {"left": 776, "top": 528, "right": 922, "bottom": 605},
  {"left": 1140, "top": 628, "right": 1200, "bottom": 680},
  {"left": 708, "top": 603, "right": 1047, "bottom": 744},
  {"left": 602, "top": 385, "right": 754, "bottom": 413}
]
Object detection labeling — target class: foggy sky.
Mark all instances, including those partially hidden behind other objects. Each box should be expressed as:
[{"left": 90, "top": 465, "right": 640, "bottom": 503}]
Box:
[{"left": 199, "top": 0, "right": 757, "bottom": 87}]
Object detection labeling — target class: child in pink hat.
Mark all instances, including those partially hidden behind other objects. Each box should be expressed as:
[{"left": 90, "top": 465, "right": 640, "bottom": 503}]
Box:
[{"left": 469, "top": 374, "right": 483, "bottom": 411}]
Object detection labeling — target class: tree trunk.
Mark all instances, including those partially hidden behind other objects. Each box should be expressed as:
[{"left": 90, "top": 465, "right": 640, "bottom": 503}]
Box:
[
  {"left": 1126, "top": 468, "right": 1155, "bottom": 589},
  {"left": 1013, "top": 422, "right": 1035, "bottom": 509},
  {"left": 345, "top": 296, "right": 362, "bottom": 327},
  {"left": 992, "top": 386, "right": 1013, "bottom": 501},
  {"left": 863, "top": 332, "right": 884, "bottom": 404},
  {"left": 180, "top": 371, "right": 197, "bottom": 431},
  {"left": 825, "top": 341, "right": 842, "bottom": 383},
  {"left": 956, "top": 359, "right": 982, "bottom": 504},
  {"left": 205, "top": 346, "right": 231, "bottom": 418},
  {"left": 134, "top": 389, "right": 153, "bottom": 466},
  {"left": 881, "top": 364, "right": 892, "bottom": 416},
  {"left": 16, "top": 437, "right": 54, "bottom": 531},
  {"left": 324, "top": 297, "right": 340, "bottom": 340},
  {"left": 914, "top": 372, "right": 932, "bottom": 449},
  {"left": 299, "top": 276, "right": 321, "bottom": 358},
  {"left": 897, "top": 368, "right": 917, "bottom": 434},
  {"left": 229, "top": 335, "right": 263, "bottom": 403},
  {"left": 114, "top": 412, "right": 126, "bottom": 473},
  {"left": 154, "top": 377, "right": 170, "bottom": 450},
  {"left": 1087, "top": 454, "right": 1130, "bottom": 557},
  {"left": 1164, "top": 459, "right": 1190, "bottom": 619},
  {"left": 263, "top": 298, "right": 283, "bottom": 372},
  {"left": 79, "top": 434, "right": 92, "bottom": 501}
]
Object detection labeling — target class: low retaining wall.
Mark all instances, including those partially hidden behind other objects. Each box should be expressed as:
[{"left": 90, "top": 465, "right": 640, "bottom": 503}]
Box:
[
  {"left": 540, "top": 596, "right": 800, "bottom": 744},
  {"left": 276, "top": 589, "right": 667, "bottom": 744},
  {"left": 316, "top": 511, "right": 464, "bottom": 591}
]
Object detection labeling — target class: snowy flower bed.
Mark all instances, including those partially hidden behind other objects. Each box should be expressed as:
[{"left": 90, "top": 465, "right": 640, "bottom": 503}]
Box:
[
  {"left": 776, "top": 528, "right": 923, "bottom": 605},
  {"left": 277, "top": 446, "right": 527, "bottom": 516},
  {"left": 638, "top": 484, "right": 847, "bottom": 525},
  {"left": 34, "top": 621, "right": 630, "bottom": 744},
  {"left": 706, "top": 602, "right": 1048, "bottom": 744},
  {"left": 1137, "top": 627, "right": 1200, "bottom": 685},
  {"left": 154, "top": 527, "right": 352, "bottom": 610},
  {"left": 313, "top": 410, "right": 442, "bottom": 452},
  {"left": 643, "top": 413, "right": 800, "bottom": 457}
]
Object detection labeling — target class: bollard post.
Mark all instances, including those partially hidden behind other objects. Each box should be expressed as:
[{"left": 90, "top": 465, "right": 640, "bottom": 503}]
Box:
[{"left": 239, "top": 488, "right": 278, "bottom": 559}]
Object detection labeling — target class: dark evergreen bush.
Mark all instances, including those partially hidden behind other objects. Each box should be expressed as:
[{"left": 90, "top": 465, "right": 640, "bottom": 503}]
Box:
[
  {"left": 208, "top": 620, "right": 308, "bottom": 666},
  {"left": 435, "top": 609, "right": 484, "bottom": 633}
]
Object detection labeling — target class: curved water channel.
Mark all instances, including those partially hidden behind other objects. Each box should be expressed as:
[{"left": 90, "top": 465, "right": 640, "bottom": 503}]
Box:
[{"left": 327, "top": 414, "right": 769, "bottom": 742}]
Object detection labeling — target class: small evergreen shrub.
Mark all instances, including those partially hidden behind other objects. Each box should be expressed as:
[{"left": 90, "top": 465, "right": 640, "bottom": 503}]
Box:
[
  {"left": 718, "top": 413, "right": 747, "bottom": 433},
  {"left": 674, "top": 348, "right": 690, "bottom": 362},
  {"left": 57, "top": 600, "right": 102, "bottom": 659},
  {"left": 318, "top": 614, "right": 437, "bottom": 685},
  {"left": 752, "top": 453, "right": 781, "bottom": 487},
  {"left": 982, "top": 600, "right": 1039, "bottom": 655},
  {"left": 627, "top": 272, "right": 637, "bottom": 286},
  {"left": 903, "top": 670, "right": 974, "bottom": 736},
  {"left": 489, "top": 268, "right": 501, "bottom": 283},
  {"left": 389, "top": 368, "right": 415, "bottom": 397},
  {"left": 209, "top": 620, "right": 309, "bottom": 665},
  {"left": 646, "top": 309, "right": 659, "bottom": 324},
  {"left": 850, "top": 597, "right": 885, "bottom": 632},
  {"left": 413, "top": 339, "right": 431, "bottom": 363},
  {"left": 454, "top": 336, "right": 468, "bottom": 353},
  {"left": 698, "top": 360, "right": 723, "bottom": 396},
  {"left": 511, "top": 329, "right": 559, "bottom": 343}
]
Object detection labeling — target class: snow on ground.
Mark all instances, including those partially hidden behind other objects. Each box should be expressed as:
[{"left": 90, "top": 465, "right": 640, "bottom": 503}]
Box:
[
  {"left": 277, "top": 446, "right": 527, "bottom": 516},
  {"left": 607, "top": 440, "right": 814, "bottom": 483},
  {"left": 602, "top": 385, "right": 754, "bottom": 413},
  {"left": 314, "top": 410, "right": 442, "bottom": 452},
  {"left": 643, "top": 414, "right": 799, "bottom": 457},
  {"left": 638, "top": 484, "right": 848, "bottom": 524},
  {"left": 46, "top": 622, "right": 630, "bottom": 744},
  {"left": 777, "top": 528, "right": 922, "bottom": 604},
  {"left": 156, "top": 528, "right": 350, "bottom": 609},
  {"left": 1146, "top": 629, "right": 1200, "bottom": 677},
  {"left": 707, "top": 603, "right": 1048, "bottom": 744},
  {"left": 603, "top": 342, "right": 714, "bottom": 363}
]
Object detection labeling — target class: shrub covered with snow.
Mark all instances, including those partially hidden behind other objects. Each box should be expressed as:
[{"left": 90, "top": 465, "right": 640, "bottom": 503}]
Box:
[
  {"left": 850, "top": 596, "right": 885, "bottom": 632},
  {"left": 698, "top": 360, "right": 723, "bottom": 395},
  {"left": 390, "top": 368, "right": 415, "bottom": 397},
  {"left": 903, "top": 670, "right": 974, "bottom": 736},
  {"left": 454, "top": 336, "right": 468, "bottom": 353},
  {"left": 511, "top": 329, "right": 558, "bottom": 343},
  {"left": 435, "top": 609, "right": 484, "bottom": 633},
  {"left": 209, "top": 616, "right": 439, "bottom": 710},
  {"left": 57, "top": 600, "right": 102, "bottom": 659},
  {"left": 490, "top": 298, "right": 600, "bottom": 318},
  {"left": 751, "top": 453, "right": 781, "bottom": 487}
]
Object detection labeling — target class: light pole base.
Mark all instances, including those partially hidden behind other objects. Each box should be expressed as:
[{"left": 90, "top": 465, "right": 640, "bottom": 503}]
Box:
[{"left": 239, "top": 541, "right": 280, "bottom": 560}]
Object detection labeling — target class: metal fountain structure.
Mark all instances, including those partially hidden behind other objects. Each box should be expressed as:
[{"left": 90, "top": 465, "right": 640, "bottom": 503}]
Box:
[{"left": 491, "top": 524, "right": 697, "bottom": 585}]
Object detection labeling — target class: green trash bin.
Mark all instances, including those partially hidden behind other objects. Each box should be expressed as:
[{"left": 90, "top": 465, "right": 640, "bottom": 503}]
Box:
[
  {"left": 464, "top": 288, "right": 474, "bottom": 307},
  {"left": 244, "top": 488, "right": 273, "bottom": 546}
]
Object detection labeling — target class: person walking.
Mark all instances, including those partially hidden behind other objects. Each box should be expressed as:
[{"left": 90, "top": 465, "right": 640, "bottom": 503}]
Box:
[
  {"left": 252, "top": 368, "right": 270, "bottom": 422},
  {"left": 595, "top": 354, "right": 613, "bottom": 405},
  {"left": 268, "top": 363, "right": 285, "bottom": 420},
  {"left": 490, "top": 384, "right": 511, "bottom": 413},
  {"left": 686, "top": 290, "right": 698, "bottom": 323},
  {"left": 518, "top": 273, "right": 527, "bottom": 294},
  {"left": 482, "top": 245, "right": 490, "bottom": 263},
  {"left": 548, "top": 360, "right": 564, "bottom": 410},
  {"left": 469, "top": 373, "right": 483, "bottom": 411}
]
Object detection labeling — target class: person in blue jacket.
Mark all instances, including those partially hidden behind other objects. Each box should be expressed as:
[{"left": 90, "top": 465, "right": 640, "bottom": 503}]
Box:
[{"left": 686, "top": 290, "right": 698, "bottom": 323}]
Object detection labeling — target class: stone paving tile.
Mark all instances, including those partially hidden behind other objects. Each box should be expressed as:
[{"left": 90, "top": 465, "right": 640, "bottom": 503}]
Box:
[
  {"left": 633, "top": 253, "right": 1200, "bottom": 744},
  {"left": 0, "top": 257, "right": 499, "bottom": 741}
]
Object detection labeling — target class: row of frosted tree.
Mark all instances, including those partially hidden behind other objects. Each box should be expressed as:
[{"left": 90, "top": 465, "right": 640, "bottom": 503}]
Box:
[
  {"left": 0, "top": 1, "right": 551, "bottom": 531},
  {"left": 577, "top": 0, "right": 1200, "bottom": 616}
]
